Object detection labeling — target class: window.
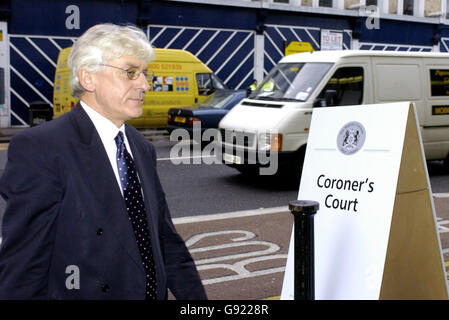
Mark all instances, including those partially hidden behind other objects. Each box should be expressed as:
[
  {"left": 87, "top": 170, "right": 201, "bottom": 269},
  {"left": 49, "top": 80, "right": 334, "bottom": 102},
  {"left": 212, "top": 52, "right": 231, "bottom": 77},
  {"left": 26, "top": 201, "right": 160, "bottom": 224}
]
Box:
[
  {"left": 430, "top": 69, "right": 449, "bottom": 96},
  {"left": 425, "top": 0, "right": 441, "bottom": 16},
  {"left": 315, "top": 67, "right": 364, "bottom": 107},
  {"left": 344, "top": 0, "right": 359, "bottom": 9},
  {"left": 403, "top": 0, "right": 414, "bottom": 15},
  {"left": 388, "top": 0, "right": 398, "bottom": 13},
  {"left": 249, "top": 62, "right": 333, "bottom": 102},
  {"left": 319, "top": 0, "right": 333, "bottom": 8},
  {"left": 344, "top": 0, "right": 377, "bottom": 9},
  {"left": 196, "top": 73, "right": 227, "bottom": 95}
]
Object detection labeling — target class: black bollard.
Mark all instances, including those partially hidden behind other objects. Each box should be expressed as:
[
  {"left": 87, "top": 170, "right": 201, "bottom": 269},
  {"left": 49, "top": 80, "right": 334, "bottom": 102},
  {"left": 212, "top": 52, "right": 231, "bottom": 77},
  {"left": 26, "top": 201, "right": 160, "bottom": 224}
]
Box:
[{"left": 288, "top": 200, "right": 319, "bottom": 300}]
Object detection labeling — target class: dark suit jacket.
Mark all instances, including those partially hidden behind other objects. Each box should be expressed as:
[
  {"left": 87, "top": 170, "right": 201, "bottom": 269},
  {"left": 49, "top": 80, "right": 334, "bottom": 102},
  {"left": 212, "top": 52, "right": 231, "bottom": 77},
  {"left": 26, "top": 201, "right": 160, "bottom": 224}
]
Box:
[{"left": 0, "top": 104, "right": 206, "bottom": 300}]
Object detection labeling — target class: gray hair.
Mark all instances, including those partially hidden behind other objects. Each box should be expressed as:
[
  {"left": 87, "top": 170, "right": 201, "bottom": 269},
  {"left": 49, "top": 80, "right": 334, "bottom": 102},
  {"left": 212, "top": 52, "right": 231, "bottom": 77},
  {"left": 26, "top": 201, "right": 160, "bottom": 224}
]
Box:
[{"left": 68, "top": 23, "right": 155, "bottom": 98}]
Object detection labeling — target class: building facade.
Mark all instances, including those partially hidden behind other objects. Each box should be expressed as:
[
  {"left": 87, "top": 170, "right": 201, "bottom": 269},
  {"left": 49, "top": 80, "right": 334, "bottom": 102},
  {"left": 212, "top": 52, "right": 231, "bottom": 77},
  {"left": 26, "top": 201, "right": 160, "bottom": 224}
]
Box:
[{"left": 1, "top": 0, "right": 449, "bottom": 126}]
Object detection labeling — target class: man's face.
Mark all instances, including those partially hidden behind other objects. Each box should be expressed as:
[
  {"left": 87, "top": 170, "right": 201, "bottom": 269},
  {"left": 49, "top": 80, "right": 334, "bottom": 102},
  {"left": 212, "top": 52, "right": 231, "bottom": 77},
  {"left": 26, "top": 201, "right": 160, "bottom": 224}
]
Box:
[{"left": 89, "top": 56, "right": 151, "bottom": 127}]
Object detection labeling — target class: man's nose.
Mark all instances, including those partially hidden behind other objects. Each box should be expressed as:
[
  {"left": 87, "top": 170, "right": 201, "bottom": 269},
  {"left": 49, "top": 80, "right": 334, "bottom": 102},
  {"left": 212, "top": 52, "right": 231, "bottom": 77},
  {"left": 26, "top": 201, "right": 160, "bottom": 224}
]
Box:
[{"left": 137, "top": 72, "right": 151, "bottom": 92}]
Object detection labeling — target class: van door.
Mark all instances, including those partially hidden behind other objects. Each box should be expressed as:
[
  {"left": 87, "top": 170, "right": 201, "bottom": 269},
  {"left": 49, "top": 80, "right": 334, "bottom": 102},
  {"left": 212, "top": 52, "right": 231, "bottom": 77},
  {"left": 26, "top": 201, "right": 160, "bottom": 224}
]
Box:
[
  {"left": 314, "top": 65, "right": 367, "bottom": 107},
  {"left": 422, "top": 64, "right": 449, "bottom": 161},
  {"left": 0, "top": 21, "right": 10, "bottom": 127},
  {"left": 426, "top": 66, "right": 449, "bottom": 127}
]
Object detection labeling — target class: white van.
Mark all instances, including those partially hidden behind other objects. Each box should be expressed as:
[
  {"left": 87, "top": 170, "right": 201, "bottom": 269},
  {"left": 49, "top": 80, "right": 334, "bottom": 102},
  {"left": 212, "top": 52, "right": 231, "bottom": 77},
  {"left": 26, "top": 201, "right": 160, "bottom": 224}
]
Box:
[{"left": 217, "top": 50, "right": 449, "bottom": 180}]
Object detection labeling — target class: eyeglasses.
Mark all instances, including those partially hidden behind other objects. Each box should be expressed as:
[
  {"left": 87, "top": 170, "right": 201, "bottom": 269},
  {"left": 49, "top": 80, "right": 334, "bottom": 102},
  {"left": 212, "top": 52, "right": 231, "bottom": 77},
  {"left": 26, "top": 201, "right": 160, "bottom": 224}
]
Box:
[{"left": 100, "top": 64, "right": 154, "bottom": 81}]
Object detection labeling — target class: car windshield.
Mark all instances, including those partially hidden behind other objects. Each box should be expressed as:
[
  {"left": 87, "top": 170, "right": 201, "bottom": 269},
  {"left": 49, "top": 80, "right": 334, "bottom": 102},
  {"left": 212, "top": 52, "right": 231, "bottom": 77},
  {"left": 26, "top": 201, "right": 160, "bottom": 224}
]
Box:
[
  {"left": 249, "top": 62, "right": 333, "bottom": 102},
  {"left": 198, "top": 91, "right": 235, "bottom": 109}
]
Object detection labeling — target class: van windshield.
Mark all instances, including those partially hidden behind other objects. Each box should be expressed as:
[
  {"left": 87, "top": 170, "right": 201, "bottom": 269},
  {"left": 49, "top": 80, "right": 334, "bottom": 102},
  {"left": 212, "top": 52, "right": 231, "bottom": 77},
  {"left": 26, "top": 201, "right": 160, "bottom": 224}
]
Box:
[
  {"left": 249, "top": 62, "right": 333, "bottom": 102},
  {"left": 197, "top": 73, "right": 228, "bottom": 95}
]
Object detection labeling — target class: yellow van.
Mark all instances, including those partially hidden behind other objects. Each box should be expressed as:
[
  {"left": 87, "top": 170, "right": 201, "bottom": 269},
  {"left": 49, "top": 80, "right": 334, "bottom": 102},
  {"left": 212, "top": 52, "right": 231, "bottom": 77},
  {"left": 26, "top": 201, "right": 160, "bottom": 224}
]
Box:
[{"left": 53, "top": 47, "right": 227, "bottom": 128}]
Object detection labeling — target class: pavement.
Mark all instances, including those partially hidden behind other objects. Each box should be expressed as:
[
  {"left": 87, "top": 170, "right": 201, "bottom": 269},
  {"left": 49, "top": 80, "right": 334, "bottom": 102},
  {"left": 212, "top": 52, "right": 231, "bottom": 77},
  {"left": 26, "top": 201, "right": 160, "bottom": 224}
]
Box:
[
  {"left": 172, "top": 207, "right": 292, "bottom": 300},
  {"left": 0, "top": 126, "right": 26, "bottom": 142},
  {"left": 0, "top": 126, "right": 169, "bottom": 143}
]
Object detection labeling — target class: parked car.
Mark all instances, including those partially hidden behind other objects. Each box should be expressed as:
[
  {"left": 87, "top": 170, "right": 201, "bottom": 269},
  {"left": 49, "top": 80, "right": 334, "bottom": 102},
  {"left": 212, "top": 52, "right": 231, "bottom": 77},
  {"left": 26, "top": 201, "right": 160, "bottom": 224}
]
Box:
[{"left": 167, "top": 89, "right": 246, "bottom": 144}]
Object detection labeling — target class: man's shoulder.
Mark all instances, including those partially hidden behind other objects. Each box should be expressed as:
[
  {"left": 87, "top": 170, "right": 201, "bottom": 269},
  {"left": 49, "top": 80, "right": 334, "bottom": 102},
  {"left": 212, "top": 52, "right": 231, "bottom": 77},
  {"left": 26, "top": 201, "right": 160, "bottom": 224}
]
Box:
[{"left": 11, "top": 112, "right": 74, "bottom": 147}]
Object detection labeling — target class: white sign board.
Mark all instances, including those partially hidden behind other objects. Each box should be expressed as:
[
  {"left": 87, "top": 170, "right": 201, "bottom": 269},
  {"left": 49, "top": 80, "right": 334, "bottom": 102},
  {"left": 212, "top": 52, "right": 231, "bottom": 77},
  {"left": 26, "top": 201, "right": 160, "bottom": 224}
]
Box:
[
  {"left": 282, "top": 102, "right": 410, "bottom": 300},
  {"left": 320, "top": 29, "right": 343, "bottom": 51}
]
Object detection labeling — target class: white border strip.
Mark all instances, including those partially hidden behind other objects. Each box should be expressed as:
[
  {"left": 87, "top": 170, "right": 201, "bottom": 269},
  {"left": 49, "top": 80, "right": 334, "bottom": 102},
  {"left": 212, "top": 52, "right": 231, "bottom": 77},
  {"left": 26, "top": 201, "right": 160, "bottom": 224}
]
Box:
[
  {"left": 173, "top": 205, "right": 289, "bottom": 225},
  {"left": 434, "top": 193, "right": 449, "bottom": 198},
  {"left": 149, "top": 23, "right": 254, "bottom": 34}
]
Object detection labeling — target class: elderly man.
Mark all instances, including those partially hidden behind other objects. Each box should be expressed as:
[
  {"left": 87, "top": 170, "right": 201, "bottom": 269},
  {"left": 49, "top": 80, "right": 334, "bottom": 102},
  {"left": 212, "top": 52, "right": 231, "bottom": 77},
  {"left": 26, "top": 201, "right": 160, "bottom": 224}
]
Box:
[{"left": 0, "top": 23, "right": 206, "bottom": 300}]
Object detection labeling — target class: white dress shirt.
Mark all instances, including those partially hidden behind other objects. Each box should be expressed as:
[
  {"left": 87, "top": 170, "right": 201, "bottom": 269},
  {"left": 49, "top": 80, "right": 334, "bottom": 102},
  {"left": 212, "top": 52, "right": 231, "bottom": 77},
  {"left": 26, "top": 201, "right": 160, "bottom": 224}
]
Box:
[{"left": 80, "top": 101, "right": 135, "bottom": 196}]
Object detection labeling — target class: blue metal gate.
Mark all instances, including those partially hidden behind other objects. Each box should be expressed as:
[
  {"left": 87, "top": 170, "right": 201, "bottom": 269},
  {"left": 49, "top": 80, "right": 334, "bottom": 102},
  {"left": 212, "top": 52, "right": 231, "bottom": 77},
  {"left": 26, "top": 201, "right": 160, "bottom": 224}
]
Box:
[
  {"left": 148, "top": 24, "right": 255, "bottom": 90},
  {"left": 9, "top": 35, "right": 75, "bottom": 125}
]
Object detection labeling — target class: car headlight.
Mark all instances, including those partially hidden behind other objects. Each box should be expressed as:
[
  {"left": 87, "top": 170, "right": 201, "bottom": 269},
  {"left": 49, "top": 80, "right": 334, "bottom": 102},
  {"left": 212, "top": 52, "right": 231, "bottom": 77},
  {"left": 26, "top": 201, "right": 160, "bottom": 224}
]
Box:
[{"left": 258, "top": 133, "right": 282, "bottom": 152}]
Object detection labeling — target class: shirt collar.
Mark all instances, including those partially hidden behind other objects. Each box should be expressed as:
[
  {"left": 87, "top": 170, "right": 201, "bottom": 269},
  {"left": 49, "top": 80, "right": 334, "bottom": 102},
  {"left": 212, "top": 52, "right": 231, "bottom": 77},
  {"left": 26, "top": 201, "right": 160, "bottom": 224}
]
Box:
[{"left": 80, "top": 100, "right": 126, "bottom": 144}]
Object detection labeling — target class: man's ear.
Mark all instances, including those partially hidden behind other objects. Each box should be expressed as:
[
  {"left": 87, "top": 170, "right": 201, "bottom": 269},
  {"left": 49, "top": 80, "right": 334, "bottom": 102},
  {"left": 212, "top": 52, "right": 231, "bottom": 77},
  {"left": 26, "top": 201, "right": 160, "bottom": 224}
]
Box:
[{"left": 78, "top": 69, "right": 96, "bottom": 92}]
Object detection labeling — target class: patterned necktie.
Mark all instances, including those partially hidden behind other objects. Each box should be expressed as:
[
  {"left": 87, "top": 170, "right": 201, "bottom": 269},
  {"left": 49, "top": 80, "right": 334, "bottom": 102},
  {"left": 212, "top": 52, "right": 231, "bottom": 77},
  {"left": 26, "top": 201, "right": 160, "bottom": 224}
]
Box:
[{"left": 115, "top": 131, "right": 157, "bottom": 300}]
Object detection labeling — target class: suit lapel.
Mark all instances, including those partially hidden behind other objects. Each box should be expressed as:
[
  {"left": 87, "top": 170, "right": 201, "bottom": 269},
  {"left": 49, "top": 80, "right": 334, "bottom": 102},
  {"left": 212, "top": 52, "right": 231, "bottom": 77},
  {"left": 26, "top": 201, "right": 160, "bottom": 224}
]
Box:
[{"left": 68, "top": 104, "right": 144, "bottom": 273}]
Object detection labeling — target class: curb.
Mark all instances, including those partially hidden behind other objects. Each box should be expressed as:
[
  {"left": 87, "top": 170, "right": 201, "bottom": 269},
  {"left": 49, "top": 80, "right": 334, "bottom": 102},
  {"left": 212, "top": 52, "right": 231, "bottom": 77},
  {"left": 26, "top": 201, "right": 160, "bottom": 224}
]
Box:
[{"left": 0, "top": 127, "right": 169, "bottom": 143}]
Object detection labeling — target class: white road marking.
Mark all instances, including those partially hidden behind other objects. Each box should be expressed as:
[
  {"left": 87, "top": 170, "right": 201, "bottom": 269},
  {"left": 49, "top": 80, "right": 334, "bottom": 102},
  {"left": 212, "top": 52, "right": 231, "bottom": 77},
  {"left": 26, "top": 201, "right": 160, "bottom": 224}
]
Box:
[
  {"left": 438, "top": 217, "right": 449, "bottom": 234},
  {"left": 187, "top": 230, "right": 281, "bottom": 265},
  {"left": 157, "top": 155, "right": 215, "bottom": 162},
  {"left": 185, "top": 230, "right": 287, "bottom": 286},
  {"left": 198, "top": 255, "right": 287, "bottom": 285},
  {"left": 173, "top": 206, "right": 289, "bottom": 225}
]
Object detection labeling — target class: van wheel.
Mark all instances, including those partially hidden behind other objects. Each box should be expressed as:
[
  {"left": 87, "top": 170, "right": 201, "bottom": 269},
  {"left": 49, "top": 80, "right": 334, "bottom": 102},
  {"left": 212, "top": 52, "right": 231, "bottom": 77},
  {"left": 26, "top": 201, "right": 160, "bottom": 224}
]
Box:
[
  {"left": 290, "top": 147, "right": 306, "bottom": 186},
  {"left": 275, "top": 147, "right": 306, "bottom": 189}
]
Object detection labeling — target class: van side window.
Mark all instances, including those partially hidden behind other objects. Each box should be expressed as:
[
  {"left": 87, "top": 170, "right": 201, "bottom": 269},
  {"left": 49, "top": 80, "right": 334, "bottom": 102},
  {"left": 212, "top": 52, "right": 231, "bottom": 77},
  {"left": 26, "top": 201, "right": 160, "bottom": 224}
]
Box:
[
  {"left": 430, "top": 69, "right": 449, "bottom": 96},
  {"left": 315, "top": 67, "right": 364, "bottom": 107},
  {"left": 196, "top": 73, "right": 227, "bottom": 95}
]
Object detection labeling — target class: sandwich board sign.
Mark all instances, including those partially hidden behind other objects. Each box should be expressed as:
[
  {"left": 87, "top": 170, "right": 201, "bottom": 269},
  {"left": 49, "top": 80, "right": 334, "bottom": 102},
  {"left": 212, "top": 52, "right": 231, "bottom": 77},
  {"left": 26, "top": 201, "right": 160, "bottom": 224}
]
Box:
[{"left": 281, "top": 102, "right": 449, "bottom": 300}]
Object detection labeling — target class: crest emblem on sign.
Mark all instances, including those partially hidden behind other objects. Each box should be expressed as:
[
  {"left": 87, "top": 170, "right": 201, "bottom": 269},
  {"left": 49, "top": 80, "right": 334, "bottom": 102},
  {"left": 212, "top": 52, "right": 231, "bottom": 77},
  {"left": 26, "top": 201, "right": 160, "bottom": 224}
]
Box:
[{"left": 337, "top": 121, "right": 366, "bottom": 155}]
